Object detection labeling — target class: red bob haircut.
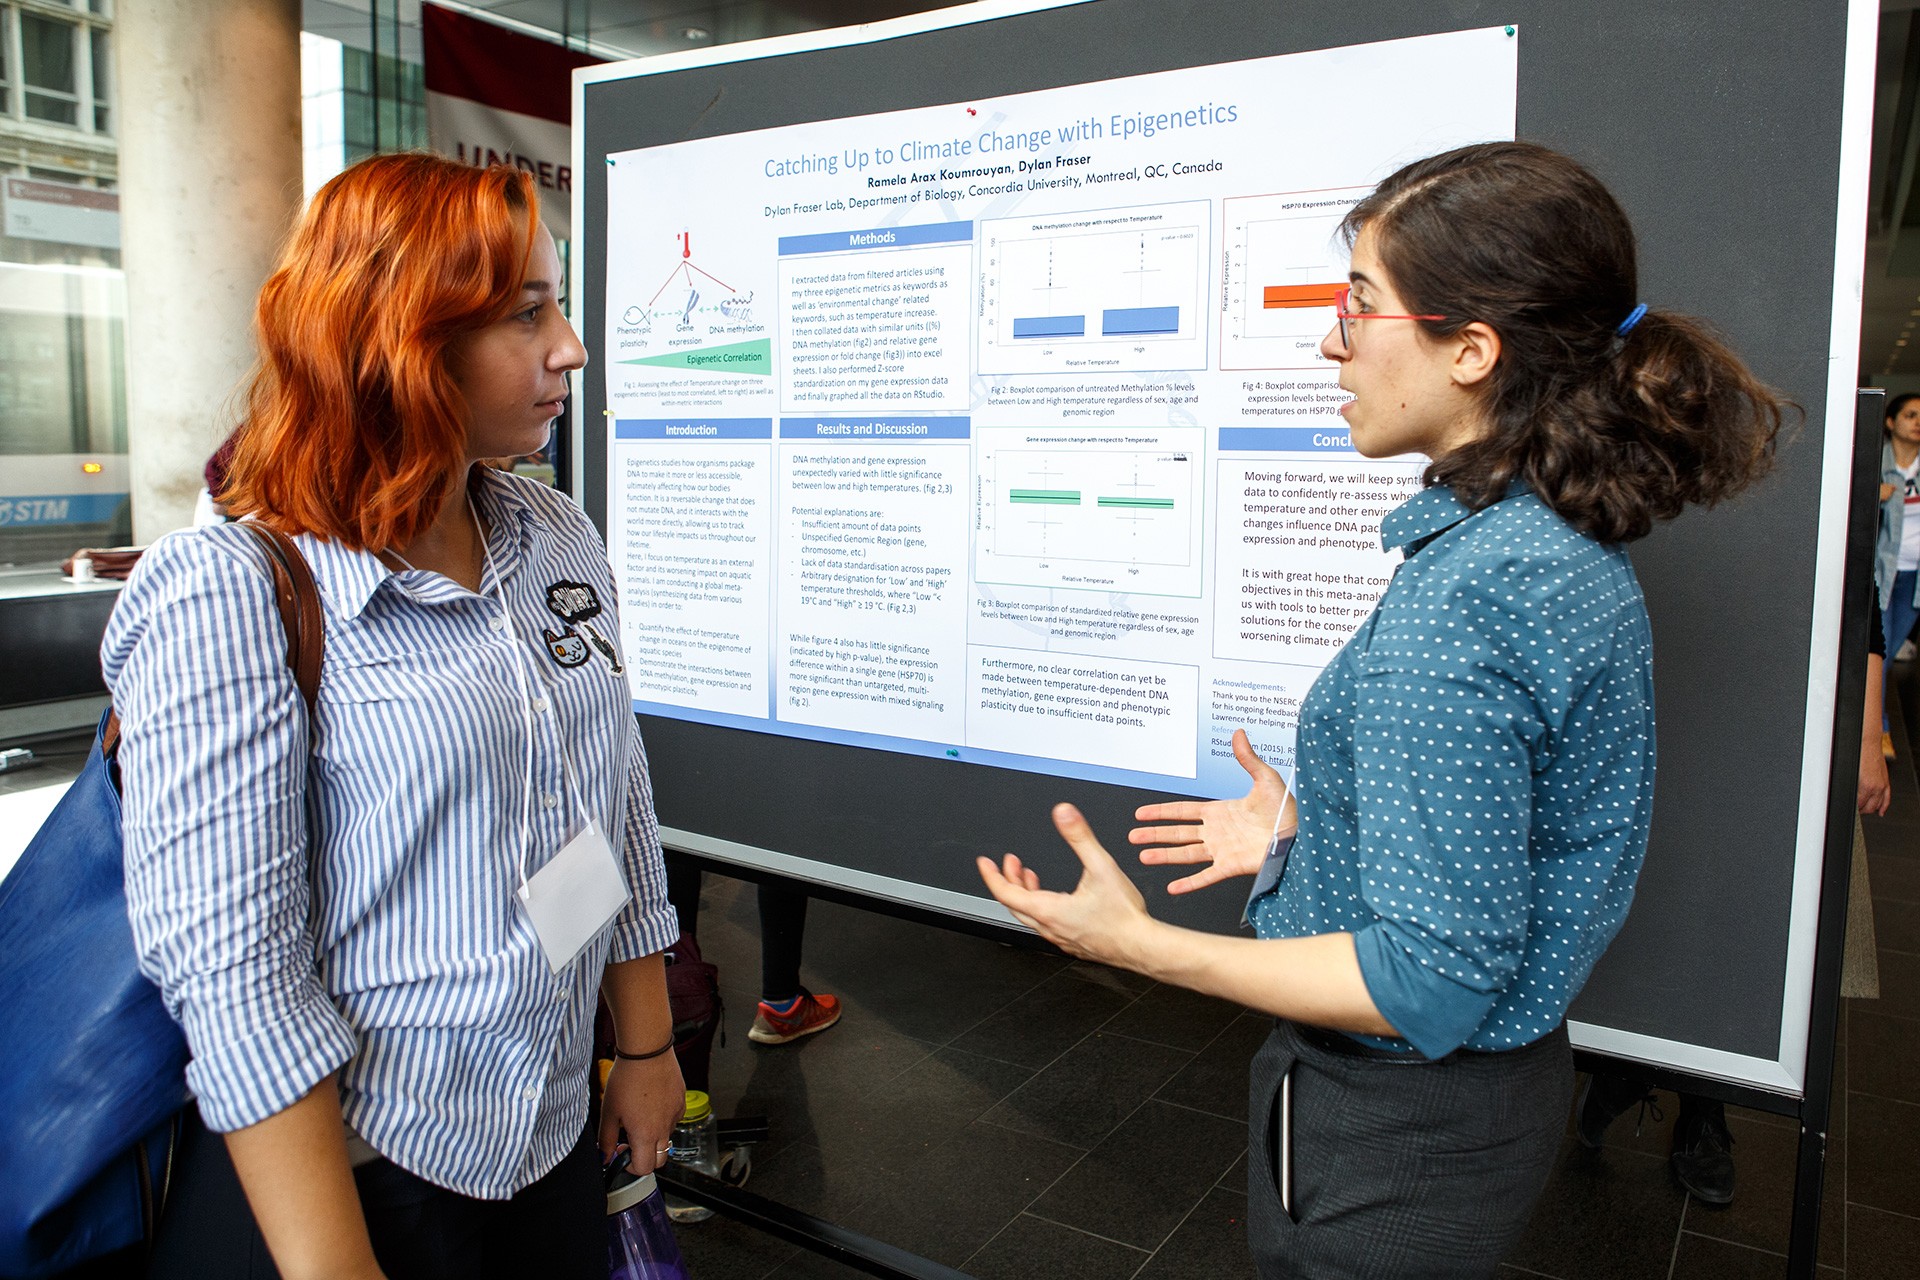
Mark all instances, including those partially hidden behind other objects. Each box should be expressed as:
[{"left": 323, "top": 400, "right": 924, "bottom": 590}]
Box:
[{"left": 220, "top": 153, "right": 539, "bottom": 551}]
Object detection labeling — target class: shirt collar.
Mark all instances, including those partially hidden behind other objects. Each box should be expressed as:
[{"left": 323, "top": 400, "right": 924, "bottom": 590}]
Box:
[
  {"left": 290, "top": 466, "right": 544, "bottom": 623},
  {"left": 1380, "top": 479, "right": 1530, "bottom": 554}
]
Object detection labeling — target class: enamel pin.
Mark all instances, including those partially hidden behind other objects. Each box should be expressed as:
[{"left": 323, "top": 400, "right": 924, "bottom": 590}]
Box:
[{"left": 544, "top": 580, "right": 624, "bottom": 675}]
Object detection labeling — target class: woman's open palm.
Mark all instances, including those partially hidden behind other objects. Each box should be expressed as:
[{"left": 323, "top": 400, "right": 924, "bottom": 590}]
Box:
[{"left": 1129, "top": 729, "right": 1294, "bottom": 894}]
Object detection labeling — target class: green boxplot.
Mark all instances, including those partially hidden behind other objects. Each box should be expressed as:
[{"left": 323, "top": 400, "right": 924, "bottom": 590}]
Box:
[
  {"left": 622, "top": 338, "right": 771, "bottom": 376},
  {"left": 1096, "top": 496, "right": 1176, "bottom": 508},
  {"left": 1010, "top": 489, "right": 1082, "bottom": 505}
]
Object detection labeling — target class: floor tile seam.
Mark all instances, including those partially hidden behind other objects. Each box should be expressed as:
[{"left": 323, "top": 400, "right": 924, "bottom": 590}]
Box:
[
  {"left": 1843, "top": 1200, "right": 1920, "bottom": 1223},
  {"left": 1842, "top": 1004, "right": 1920, "bottom": 1026},
  {"left": 1016, "top": 1210, "right": 1156, "bottom": 1256},
  {"left": 1664, "top": 1189, "right": 1690, "bottom": 1280},
  {"left": 856, "top": 1037, "right": 950, "bottom": 1092},
  {"left": 935, "top": 965, "right": 1105, "bottom": 1050},
  {"left": 1093, "top": 1026, "right": 1206, "bottom": 1060},
  {"left": 1009, "top": 1091, "right": 1167, "bottom": 1234},
  {"left": 1869, "top": 943, "right": 1920, "bottom": 957},
  {"left": 1122, "top": 1172, "right": 1221, "bottom": 1280},
  {"left": 955, "top": 1208, "right": 1025, "bottom": 1275},
  {"left": 1494, "top": 1265, "right": 1565, "bottom": 1280},
  {"left": 1845, "top": 1087, "right": 1920, "bottom": 1111},
  {"left": 1150, "top": 1094, "right": 1244, "bottom": 1126},
  {"left": 970, "top": 1111, "right": 1095, "bottom": 1153},
  {"left": 1677, "top": 1229, "right": 1788, "bottom": 1259}
]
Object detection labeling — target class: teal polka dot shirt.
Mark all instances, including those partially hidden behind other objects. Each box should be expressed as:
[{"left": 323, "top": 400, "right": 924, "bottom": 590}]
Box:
[{"left": 1249, "top": 483, "right": 1656, "bottom": 1058}]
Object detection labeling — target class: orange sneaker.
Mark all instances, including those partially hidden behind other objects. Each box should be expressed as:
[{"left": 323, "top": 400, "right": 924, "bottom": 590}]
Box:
[{"left": 748, "top": 993, "right": 841, "bottom": 1045}]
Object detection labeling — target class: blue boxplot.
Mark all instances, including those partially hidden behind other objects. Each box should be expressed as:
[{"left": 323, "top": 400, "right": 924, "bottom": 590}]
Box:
[{"left": 1101, "top": 306, "right": 1181, "bottom": 336}]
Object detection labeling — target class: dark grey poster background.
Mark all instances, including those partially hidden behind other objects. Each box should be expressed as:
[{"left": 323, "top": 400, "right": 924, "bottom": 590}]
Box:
[{"left": 578, "top": 0, "right": 1850, "bottom": 1073}]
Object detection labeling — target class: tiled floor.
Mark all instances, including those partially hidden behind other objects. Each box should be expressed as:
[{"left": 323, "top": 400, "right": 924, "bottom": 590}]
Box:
[
  {"left": 670, "top": 669, "right": 1920, "bottom": 1279},
  {"left": 10, "top": 663, "right": 1917, "bottom": 1279}
]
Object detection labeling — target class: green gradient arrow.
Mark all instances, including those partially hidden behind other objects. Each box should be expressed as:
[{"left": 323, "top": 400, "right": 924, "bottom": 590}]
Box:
[{"left": 621, "top": 338, "right": 771, "bottom": 376}]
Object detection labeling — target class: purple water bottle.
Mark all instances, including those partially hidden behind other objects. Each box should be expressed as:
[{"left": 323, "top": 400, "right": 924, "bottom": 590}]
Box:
[{"left": 607, "top": 1165, "right": 692, "bottom": 1280}]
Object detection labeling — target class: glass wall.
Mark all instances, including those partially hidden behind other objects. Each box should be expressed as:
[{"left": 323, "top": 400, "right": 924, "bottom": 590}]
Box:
[{"left": 0, "top": 0, "right": 125, "bottom": 567}]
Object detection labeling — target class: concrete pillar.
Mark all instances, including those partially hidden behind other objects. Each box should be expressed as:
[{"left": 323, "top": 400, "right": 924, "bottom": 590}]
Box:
[{"left": 116, "top": 0, "right": 303, "bottom": 542}]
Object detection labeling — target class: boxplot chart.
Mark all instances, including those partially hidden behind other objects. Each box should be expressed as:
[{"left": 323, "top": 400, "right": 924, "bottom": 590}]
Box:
[
  {"left": 1221, "top": 189, "right": 1366, "bottom": 370},
  {"left": 976, "top": 429, "right": 1205, "bottom": 597},
  {"left": 979, "top": 201, "right": 1210, "bottom": 375}
]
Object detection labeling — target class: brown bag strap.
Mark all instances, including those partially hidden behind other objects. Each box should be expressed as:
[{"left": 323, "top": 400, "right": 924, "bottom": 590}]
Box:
[{"left": 101, "top": 523, "right": 325, "bottom": 759}]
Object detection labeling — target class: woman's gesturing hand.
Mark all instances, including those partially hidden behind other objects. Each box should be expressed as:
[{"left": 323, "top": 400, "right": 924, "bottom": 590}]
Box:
[
  {"left": 599, "top": 1049, "right": 687, "bottom": 1173},
  {"left": 1128, "top": 729, "right": 1295, "bottom": 894},
  {"left": 977, "top": 803, "right": 1160, "bottom": 972}
]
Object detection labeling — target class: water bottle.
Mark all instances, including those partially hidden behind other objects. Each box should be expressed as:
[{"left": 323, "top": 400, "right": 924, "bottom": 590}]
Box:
[
  {"left": 664, "top": 1089, "right": 719, "bottom": 1224},
  {"left": 606, "top": 1166, "right": 691, "bottom": 1280}
]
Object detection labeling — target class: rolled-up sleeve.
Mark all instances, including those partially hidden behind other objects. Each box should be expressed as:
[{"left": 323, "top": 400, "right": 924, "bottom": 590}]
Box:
[
  {"left": 1348, "top": 635, "right": 1543, "bottom": 1059},
  {"left": 608, "top": 714, "right": 679, "bottom": 961},
  {"left": 105, "top": 532, "right": 356, "bottom": 1132}
]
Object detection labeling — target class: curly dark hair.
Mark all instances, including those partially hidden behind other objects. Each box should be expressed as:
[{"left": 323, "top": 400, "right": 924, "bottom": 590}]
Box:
[{"left": 1340, "top": 142, "right": 1787, "bottom": 543}]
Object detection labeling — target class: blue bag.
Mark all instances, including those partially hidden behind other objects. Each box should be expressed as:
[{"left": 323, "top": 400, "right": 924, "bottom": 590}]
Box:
[{"left": 0, "top": 524, "right": 322, "bottom": 1276}]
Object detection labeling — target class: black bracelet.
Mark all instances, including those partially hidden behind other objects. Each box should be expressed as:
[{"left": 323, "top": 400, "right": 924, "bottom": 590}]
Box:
[{"left": 613, "top": 1035, "right": 676, "bottom": 1062}]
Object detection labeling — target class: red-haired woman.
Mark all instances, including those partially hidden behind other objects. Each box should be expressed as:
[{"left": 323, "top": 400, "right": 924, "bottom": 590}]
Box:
[{"left": 103, "top": 154, "right": 680, "bottom": 1279}]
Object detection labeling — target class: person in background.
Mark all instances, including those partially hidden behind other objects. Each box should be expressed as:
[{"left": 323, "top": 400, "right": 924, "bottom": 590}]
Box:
[
  {"left": 979, "top": 141, "right": 1783, "bottom": 1277},
  {"left": 665, "top": 859, "right": 842, "bottom": 1046},
  {"left": 106, "top": 155, "right": 681, "bottom": 1280},
  {"left": 1875, "top": 392, "right": 1920, "bottom": 758}
]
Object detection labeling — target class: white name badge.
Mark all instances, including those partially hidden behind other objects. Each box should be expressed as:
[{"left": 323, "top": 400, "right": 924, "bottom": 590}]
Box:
[{"left": 516, "top": 819, "right": 630, "bottom": 973}]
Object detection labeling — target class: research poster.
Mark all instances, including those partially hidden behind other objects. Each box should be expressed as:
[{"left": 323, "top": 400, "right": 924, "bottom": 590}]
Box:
[{"left": 601, "top": 27, "right": 1518, "bottom": 798}]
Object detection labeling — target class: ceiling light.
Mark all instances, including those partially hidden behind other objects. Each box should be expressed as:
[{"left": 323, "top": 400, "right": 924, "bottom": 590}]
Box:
[{"left": 681, "top": 26, "right": 709, "bottom": 40}]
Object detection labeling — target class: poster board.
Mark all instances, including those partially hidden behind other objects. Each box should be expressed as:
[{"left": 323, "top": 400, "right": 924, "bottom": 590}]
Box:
[{"left": 574, "top": 0, "right": 1875, "bottom": 1098}]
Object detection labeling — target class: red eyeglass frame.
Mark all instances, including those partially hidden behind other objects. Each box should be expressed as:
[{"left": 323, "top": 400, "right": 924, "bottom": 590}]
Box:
[{"left": 1331, "top": 285, "right": 1447, "bottom": 347}]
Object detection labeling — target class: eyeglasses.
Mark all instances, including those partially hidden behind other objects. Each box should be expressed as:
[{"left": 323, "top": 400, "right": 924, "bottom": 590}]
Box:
[{"left": 1332, "top": 285, "right": 1447, "bottom": 349}]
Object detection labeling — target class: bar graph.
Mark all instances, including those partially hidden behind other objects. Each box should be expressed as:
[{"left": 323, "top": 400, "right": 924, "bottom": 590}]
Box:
[
  {"left": 979, "top": 201, "right": 1210, "bottom": 376},
  {"left": 1221, "top": 188, "right": 1368, "bottom": 370},
  {"left": 974, "top": 427, "right": 1206, "bottom": 597}
]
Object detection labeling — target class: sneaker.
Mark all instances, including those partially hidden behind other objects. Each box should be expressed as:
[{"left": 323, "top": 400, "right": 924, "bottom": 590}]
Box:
[
  {"left": 1671, "top": 1102, "right": 1736, "bottom": 1205},
  {"left": 1575, "top": 1072, "right": 1657, "bottom": 1148},
  {"left": 748, "top": 993, "right": 841, "bottom": 1045}
]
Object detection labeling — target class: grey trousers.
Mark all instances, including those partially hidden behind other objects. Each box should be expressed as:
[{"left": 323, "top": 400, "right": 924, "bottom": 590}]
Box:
[{"left": 1247, "top": 1019, "right": 1571, "bottom": 1279}]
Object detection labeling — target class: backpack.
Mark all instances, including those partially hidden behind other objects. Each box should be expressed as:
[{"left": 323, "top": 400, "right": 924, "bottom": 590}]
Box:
[{"left": 664, "top": 932, "right": 724, "bottom": 1094}]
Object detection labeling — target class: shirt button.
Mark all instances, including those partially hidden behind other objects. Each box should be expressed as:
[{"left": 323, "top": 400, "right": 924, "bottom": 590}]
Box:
[
  {"left": 542, "top": 792, "right": 558, "bottom": 809},
  {"left": 521, "top": 1086, "right": 538, "bottom": 1102},
  {"left": 532, "top": 697, "right": 549, "bottom": 712},
  {"left": 489, "top": 614, "right": 507, "bottom": 632}
]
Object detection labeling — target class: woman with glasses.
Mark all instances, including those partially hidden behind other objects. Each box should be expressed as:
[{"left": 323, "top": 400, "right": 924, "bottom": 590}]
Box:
[{"left": 978, "top": 141, "right": 1783, "bottom": 1278}]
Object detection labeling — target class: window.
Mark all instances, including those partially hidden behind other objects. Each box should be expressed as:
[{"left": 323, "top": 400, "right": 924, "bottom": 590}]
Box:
[
  {"left": 20, "top": 13, "right": 77, "bottom": 126},
  {"left": 87, "top": 26, "right": 103, "bottom": 131},
  {"left": 0, "top": 6, "right": 112, "bottom": 135}
]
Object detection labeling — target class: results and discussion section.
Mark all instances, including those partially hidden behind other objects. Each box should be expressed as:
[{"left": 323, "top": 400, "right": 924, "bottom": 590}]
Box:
[{"left": 601, "top": 28, "right": 1517, "bottom": 799}]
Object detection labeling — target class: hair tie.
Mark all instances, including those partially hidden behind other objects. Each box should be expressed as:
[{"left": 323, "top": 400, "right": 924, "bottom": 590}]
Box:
[{"left": 1616, "top": 303, "right": 1648, "bottom": 337}]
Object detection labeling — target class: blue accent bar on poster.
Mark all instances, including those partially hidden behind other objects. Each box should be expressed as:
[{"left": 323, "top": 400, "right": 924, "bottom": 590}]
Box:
[
  {"left": 615, "top": 418, "right": 773, "bottom": 439},
  {"left": 780, "top": 416, "right": 972, "bottom": 440},
  {"left": 1217, "top": 427, "right": 1356, "bottom": 453},
  {"left": 777, "top": 221, "right": 974, "bottom": 256}
]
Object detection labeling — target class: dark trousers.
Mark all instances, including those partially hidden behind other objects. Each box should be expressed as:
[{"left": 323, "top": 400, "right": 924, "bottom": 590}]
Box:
[
  {"left": 1247, "top": 1020, "right": 1571, "bottom": 1279},
  {"left": 664, "top": 854, "right": 809, "bottom": 1002},
  {"left": 148, "top": 1112, "right": 604, "bottom": 1280}
]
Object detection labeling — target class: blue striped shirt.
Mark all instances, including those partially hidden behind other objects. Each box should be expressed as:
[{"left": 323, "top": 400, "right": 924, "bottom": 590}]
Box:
[
  {"left": 101, "top": 467, "right": 677, "bottom": 1198},
  {"left": 1250, "top": 484, "right": 1656, "bottom": 1058}
]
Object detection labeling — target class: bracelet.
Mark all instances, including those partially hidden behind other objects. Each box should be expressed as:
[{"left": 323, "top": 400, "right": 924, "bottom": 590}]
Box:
[{"left": 613, "top": 1034, "right": 676, "bottom": 1062}]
